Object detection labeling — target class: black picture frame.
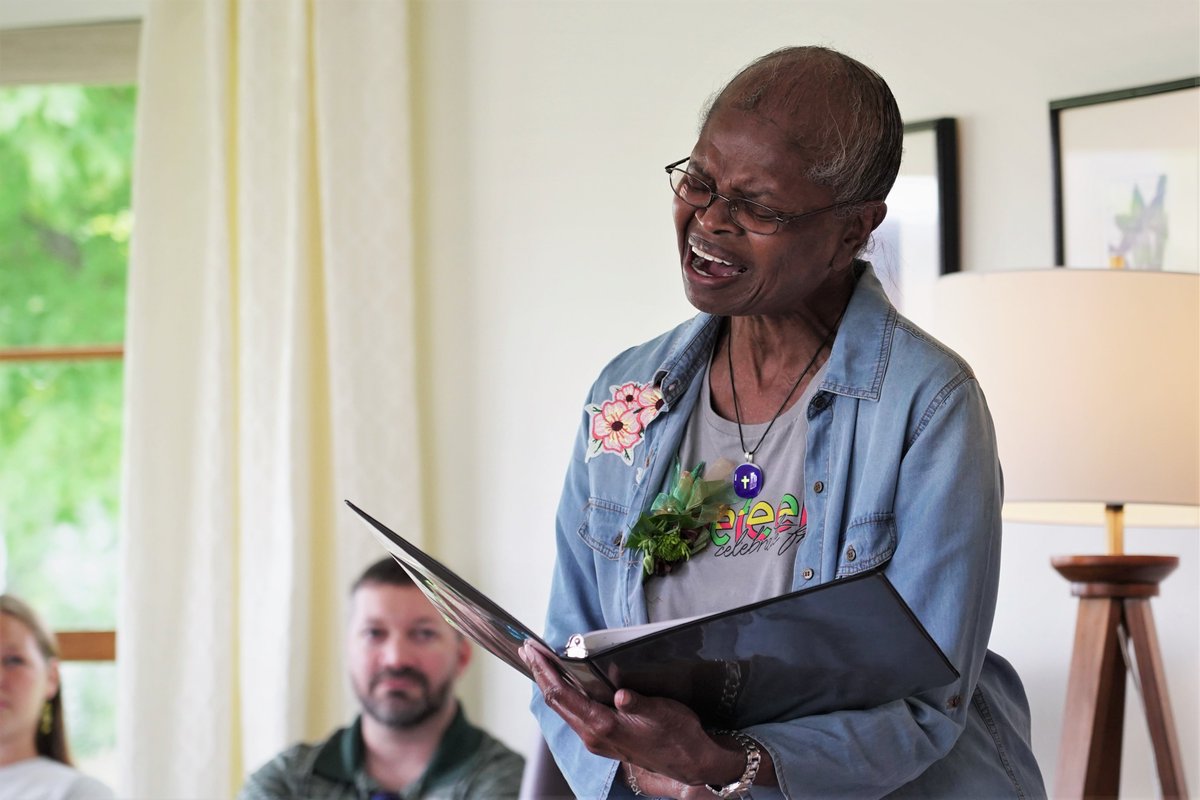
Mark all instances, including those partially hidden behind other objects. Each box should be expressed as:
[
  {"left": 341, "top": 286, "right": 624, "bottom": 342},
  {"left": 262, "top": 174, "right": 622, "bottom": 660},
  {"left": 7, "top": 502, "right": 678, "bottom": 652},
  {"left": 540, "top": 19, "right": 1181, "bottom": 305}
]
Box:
[
  {"left": 874, "top": 117, "right": 960, "bottom": 326},
  {"left": 1051, "top": 77, "right": 1200, "bottom": 270}
]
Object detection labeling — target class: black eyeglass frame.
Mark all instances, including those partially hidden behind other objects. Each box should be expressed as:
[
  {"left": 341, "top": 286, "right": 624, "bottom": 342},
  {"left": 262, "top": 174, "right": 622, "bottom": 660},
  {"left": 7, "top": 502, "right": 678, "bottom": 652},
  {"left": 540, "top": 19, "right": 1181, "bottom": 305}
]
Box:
[{"left": 664, "top": 157, "right": 861, "bottom": 235}]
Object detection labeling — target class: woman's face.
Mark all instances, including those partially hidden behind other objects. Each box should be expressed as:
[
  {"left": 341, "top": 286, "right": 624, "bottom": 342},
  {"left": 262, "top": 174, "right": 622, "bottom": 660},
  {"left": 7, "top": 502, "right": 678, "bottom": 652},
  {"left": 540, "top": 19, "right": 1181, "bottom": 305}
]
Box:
[
  {"left": 673, "top": 103, "right": 874, "bottom": 319},
  {"left": 0, "top": 613, "right": 58, "bottom": 752}
]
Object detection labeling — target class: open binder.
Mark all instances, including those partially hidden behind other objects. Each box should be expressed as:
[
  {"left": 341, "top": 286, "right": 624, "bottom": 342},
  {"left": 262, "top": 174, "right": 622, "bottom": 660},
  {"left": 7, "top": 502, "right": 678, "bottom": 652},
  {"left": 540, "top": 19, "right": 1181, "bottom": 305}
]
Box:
[{"left": 347, "top": 499, "right": 958, "bottom": 730}]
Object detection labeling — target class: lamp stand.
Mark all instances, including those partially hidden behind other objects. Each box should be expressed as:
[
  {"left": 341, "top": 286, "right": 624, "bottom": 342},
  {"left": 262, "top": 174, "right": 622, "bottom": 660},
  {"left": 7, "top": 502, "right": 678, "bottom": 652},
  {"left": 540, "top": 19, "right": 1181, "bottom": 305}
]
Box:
[{"left": 1051, "top": 554, "right": 1188, "bottom": 798}]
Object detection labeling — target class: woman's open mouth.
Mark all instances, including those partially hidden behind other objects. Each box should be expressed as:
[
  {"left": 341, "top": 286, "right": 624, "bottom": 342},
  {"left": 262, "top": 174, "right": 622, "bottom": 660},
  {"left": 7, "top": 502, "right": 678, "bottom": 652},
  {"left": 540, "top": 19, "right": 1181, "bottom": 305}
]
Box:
[{"left": 688, "top": 241, "right": 747, "bottom": 278}]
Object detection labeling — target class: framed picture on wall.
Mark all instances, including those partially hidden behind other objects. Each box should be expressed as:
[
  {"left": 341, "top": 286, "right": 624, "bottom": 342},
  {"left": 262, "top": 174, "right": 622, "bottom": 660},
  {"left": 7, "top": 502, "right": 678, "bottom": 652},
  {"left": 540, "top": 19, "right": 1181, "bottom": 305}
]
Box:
[
  {"left": 1052, "top": 77, "right": 1200, "bottom": 272},
  {"left": 874, "top": 117, "right": 960, "bottom": 328}
]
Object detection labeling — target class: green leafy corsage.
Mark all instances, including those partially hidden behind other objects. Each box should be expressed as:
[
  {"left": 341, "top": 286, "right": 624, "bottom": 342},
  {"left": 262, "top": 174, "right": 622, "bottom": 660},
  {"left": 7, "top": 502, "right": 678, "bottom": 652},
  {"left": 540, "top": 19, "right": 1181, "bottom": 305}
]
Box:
[{"left": 626, "top": 459, "right": 737, "bottom": 578}]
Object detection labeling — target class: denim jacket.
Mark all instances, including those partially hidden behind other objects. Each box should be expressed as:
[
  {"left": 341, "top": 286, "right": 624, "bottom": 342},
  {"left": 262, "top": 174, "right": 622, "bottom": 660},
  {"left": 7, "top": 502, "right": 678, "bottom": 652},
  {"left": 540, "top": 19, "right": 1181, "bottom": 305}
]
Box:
[{"left": 531, "top": 264, "right": 1045, "bottom": 799}]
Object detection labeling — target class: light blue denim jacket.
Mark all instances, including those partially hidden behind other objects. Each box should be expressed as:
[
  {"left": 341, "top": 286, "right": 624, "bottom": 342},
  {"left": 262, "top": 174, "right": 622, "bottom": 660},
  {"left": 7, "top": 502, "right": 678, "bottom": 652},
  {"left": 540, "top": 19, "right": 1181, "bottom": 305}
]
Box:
[{"left": 532, "top": 264, "right": 1045, "bottom": 799}]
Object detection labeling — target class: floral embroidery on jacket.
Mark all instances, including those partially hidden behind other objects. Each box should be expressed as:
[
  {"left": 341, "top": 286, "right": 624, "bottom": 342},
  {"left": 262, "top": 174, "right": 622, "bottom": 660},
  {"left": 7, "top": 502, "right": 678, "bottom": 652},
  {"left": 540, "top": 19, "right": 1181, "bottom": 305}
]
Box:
[{"left": 585, "top": 381, "right": 665, "bottom": 464}]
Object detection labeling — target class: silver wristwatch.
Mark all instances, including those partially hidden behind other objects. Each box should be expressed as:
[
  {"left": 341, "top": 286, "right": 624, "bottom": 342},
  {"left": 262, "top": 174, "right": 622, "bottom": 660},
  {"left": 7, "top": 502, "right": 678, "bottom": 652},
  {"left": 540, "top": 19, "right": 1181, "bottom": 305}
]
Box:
[{"left": 705, "top": 730, "right": 761, "bottom": 798}]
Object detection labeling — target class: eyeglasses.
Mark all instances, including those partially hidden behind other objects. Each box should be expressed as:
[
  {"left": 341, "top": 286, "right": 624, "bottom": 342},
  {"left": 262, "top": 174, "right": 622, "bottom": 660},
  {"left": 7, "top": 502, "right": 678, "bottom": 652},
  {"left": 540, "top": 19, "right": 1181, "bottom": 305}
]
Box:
[{"left": 664, "top": 157, "right": 853, "bottom": 235}]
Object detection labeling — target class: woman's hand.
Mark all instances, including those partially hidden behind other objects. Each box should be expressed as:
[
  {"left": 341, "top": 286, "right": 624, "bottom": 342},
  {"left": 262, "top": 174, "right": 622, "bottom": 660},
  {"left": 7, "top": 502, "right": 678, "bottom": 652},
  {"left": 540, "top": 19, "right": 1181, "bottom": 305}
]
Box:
[{"left": 520, "top": 641, "right": 749, "bottom": 789}]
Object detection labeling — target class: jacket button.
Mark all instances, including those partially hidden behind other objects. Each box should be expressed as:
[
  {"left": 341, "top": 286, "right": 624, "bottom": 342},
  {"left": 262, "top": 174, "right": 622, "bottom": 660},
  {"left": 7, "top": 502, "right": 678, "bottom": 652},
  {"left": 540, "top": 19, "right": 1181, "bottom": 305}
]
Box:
[
  {"left": 845, "top": 546, "right": 857, "bottom": 561},
  {"left": 801, "top": 568, "right": 814, "bottom": 580},
  {"left": 612, "top": 534, "right": 622, "bottom": 546},
  {"left": 812, "top": 394, "right": 828, "bottom": 410},
  {"left": 813, "top": 480, "right": 824, "bottom": 493}
]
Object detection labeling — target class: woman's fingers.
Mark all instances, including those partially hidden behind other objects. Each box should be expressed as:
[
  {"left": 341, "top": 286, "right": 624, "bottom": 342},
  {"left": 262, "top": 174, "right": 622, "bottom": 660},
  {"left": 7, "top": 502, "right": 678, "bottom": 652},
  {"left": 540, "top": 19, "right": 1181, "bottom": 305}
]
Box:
[
  {"left": 522, "top": 642, "right": 626, "bottom": 759},
  {"left": 522, "top": 642, "right": 726, "bottom": 784}
]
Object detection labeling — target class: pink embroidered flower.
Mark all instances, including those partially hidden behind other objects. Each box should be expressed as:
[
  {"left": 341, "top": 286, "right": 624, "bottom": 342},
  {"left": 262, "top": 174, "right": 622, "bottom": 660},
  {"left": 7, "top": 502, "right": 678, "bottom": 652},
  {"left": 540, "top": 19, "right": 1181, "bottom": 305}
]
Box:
[
  {"left": 635, "top": 384, "right": 665, "bottom": 427},
  {"left": 585, "top": 379, "right": 665, "bottom": 464},
  {"left": 590, "top": 399, "right": 643, "bottom": 455},
  {"left": 612, "top": 382, "right": 641, "bottom": 405}
]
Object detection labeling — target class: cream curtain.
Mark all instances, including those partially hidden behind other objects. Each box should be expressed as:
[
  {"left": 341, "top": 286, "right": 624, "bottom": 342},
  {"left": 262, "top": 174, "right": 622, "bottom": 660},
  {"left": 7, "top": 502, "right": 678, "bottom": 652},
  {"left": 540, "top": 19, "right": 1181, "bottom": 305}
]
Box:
[{"left": 117, "top": 1, "right": 418, "bottom": 797}]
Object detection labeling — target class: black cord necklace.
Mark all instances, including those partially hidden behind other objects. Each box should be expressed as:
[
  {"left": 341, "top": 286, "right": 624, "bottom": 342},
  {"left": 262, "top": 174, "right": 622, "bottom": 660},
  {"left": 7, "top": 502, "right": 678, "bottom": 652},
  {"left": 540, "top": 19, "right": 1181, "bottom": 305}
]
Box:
[{"left": 727, "top": 311, "right": 844, "bottom": 499}]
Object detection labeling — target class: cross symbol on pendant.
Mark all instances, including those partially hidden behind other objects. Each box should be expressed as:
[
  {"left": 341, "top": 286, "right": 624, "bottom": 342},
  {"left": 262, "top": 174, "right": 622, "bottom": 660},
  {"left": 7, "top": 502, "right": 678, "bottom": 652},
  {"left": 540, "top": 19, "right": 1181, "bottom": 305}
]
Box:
[{"left": 740, "top": 473, "right": 752, "bottom": 489}]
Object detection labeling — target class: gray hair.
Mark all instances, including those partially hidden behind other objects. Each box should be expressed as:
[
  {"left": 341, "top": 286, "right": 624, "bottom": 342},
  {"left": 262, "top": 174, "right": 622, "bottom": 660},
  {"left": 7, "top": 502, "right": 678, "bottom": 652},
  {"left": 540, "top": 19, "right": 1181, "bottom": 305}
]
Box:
[{"left": 702, "top": 46, "right": 903, "bottom": 207}]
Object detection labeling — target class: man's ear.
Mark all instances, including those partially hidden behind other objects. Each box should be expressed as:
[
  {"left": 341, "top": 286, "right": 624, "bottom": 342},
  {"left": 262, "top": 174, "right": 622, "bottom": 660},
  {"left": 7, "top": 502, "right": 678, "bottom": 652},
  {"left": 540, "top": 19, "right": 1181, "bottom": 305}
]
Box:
[{"left": 455, "top": 637, "right": 472, "bottom": 676}]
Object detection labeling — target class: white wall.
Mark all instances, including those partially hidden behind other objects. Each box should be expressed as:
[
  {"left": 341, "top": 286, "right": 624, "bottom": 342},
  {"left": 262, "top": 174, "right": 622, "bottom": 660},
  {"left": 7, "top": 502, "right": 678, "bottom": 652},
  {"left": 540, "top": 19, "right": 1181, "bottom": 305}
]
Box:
[{"left": 411, "top": 1, "right": 1200, "bottom": 797}]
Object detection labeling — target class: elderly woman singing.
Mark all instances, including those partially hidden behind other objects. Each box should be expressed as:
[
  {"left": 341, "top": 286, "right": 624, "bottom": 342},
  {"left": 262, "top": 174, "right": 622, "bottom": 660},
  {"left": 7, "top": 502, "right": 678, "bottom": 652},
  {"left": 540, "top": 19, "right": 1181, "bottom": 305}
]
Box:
[{"left": 521, "top": 46, "right": 1046, "bottom": 800}]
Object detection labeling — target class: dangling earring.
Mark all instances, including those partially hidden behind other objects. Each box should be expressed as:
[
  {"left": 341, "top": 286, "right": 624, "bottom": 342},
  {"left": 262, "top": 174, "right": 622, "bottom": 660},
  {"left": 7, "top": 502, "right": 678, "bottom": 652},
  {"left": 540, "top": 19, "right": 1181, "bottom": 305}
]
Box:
[{"left": 40, "top": 701, "right": 53, "bottom": 735}]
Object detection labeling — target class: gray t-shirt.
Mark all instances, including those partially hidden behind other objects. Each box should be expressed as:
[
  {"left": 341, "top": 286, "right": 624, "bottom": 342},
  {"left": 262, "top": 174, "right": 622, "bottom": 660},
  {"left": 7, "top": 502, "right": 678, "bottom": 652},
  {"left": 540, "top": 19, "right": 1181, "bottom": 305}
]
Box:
[{"left": 646, "top": 357, "right": 826, "bottom": 623}]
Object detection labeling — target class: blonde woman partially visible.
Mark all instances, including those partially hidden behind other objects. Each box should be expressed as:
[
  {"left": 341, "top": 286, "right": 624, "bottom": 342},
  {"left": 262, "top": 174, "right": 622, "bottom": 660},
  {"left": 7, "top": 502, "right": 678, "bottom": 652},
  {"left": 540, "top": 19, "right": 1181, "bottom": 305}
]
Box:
[{"left": 0, "top": 595, "right": 114, "bottom": 800}]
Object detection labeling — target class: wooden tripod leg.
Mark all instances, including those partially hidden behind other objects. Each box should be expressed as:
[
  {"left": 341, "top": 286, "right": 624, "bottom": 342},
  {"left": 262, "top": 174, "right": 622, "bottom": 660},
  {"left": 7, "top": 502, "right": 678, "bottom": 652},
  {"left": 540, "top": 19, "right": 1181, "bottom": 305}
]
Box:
[
  {"left": 1055, "top": 597, "right": 1127, "bottom": 798},
  {"left": 1123, "top": 598, "right": 1189, "bottom": 798}
]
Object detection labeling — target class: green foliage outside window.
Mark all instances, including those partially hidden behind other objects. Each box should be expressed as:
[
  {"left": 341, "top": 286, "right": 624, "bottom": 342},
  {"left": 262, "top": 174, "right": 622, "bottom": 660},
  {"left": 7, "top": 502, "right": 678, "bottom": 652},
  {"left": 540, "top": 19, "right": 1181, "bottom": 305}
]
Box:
[
  {"left": 0, "top": 84, "right": 136, "bottom": 778},
  {"left": 0, "top": 85, "right": 132, "bottom": 348}
]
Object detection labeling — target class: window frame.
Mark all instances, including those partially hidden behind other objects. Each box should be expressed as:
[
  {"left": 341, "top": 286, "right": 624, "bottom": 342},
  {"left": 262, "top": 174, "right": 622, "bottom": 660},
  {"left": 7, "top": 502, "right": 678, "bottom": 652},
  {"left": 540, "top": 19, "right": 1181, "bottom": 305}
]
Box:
[
  {"left": 1, "top": 17, "right": 141, "bottom": 666},
  {"left": 0, "top": 345, "right": 124, "bottom": 663},
  {"left": 0, "top": 21, "right": 141, "bottom": 86}
]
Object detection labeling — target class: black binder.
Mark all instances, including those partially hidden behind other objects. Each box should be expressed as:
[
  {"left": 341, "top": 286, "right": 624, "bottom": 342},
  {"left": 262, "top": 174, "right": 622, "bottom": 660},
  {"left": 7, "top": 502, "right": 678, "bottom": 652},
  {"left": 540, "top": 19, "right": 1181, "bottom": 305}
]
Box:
[{"left": 347, "top": 499, "right": 958, "bottom": 730}]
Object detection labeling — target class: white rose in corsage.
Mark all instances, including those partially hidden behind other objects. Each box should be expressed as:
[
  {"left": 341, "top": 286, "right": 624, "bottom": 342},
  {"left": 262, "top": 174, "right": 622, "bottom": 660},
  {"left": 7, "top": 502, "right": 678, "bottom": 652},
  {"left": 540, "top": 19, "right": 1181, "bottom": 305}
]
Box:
[{"left": 626, "top": 459, "right": 737, "bottom": 579}]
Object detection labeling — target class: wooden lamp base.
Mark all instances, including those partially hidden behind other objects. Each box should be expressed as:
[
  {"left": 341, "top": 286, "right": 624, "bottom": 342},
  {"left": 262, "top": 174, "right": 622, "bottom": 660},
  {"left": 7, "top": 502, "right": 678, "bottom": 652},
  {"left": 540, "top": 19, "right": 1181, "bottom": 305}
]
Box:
[{"left": 1052, "top": 554, "right": 1188, "bottom": 798}]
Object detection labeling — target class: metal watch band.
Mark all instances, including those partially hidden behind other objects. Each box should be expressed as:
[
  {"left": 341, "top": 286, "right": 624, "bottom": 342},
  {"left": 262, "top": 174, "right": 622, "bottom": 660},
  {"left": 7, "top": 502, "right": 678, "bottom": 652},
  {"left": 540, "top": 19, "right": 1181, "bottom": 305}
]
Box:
[{"left": 705, "top": 729, "right": 762, "bottom": 798}]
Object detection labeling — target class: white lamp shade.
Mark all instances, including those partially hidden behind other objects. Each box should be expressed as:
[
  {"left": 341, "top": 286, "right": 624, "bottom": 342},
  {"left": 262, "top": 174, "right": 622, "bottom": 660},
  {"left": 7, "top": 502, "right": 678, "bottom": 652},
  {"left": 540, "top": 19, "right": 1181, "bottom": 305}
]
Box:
[{"left": 932, "top": 269, "right": 1199, "bottom": 527}]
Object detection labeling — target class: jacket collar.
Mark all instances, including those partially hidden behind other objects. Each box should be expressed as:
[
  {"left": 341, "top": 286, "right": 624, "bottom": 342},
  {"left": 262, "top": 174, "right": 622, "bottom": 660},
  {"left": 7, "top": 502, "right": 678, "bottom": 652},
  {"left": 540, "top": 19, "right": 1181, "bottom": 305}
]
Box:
[
  {"left": 311, "top": 704, "right": 482, "bottom": 787},
  {"left": 310, "top": 715, "right": 363, "bottom": 783},
  {"left": 651, "top": 261, "right": 896, "bottom": 405},
  {"left": 820, "top": 261, "right": 896, "bottom": 402},
  {"left": 651, "top": 314, "right": 721, "bottom": 409}
]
